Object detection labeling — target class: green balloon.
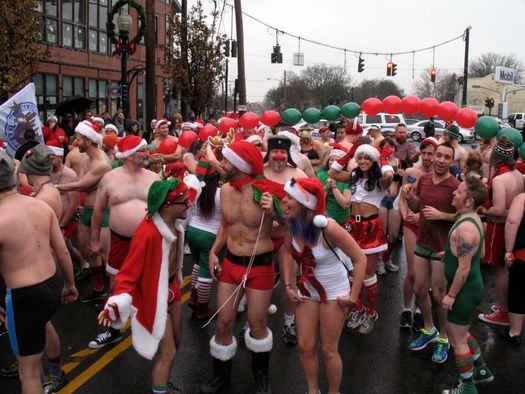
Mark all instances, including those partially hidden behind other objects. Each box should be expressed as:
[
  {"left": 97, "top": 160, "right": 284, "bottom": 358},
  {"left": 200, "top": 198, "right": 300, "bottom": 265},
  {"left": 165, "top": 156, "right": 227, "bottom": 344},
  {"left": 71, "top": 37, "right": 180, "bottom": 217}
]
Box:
[
  {"left": 474, "top": 116, "right": 499, "bottom": 139},
  {"left": 520, "top": 142, "right": 525, "bottom": 161},
  {"left": 497, "top": 127, "right": 523, "bottom": 148},
  {"left": 281, "top": 108, "right": 302, "bottom": 125},
  {"left": 322, "top": 105, "right": 341, "bottom": 121},
  {"left": 302, "top": 107, "right": 322, "bottom": 124},
  {"left": 341, "top": 102, "right": 360, "bottom": 119}
]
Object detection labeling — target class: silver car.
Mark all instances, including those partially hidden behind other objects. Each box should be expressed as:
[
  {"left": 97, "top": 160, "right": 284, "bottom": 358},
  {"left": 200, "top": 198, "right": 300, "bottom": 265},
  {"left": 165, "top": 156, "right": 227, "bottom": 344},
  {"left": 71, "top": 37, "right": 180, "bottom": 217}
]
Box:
[{"left": 407, "top": 120, "right": 475, "bottom": 143}]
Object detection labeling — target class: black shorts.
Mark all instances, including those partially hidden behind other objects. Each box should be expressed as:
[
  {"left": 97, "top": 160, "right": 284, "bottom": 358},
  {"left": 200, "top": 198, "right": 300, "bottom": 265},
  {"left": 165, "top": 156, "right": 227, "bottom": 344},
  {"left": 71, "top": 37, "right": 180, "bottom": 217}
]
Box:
[{"left": 5, "top": 273, "right": 61, "bottom": 356}]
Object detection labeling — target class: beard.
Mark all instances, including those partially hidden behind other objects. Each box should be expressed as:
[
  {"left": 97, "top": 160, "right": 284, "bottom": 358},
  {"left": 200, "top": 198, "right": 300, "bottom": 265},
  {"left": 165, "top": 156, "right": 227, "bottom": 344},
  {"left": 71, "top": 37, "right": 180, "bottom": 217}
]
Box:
[
  {"left": 395, "top": 136, "right": 406, "bottom": 144},
  {"left": 271, "top": 159, "right": 286, "bottom": 172},
  {"left": 132, "top": 155, "right": 147, "bottom": 168},
  {"left": 224, "top": 166, "right": 241, "bottom": 182}
]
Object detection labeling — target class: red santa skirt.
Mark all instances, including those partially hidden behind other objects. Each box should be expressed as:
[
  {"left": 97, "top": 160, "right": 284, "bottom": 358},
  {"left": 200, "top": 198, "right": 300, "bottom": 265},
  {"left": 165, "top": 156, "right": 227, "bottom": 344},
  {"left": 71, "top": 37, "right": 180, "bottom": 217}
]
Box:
[{"left": 347, "top": 215, "right": 387, "bottom": 255}]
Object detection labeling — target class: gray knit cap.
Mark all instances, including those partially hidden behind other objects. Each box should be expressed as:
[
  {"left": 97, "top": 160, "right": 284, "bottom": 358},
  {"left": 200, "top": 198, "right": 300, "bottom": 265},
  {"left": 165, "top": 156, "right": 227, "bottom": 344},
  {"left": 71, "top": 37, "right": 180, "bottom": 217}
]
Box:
[
  {"left": 0, "top": 150, "right": 16, "bottom": 189},
  {"left": 19, "top": 144, "right": 53, "bottom": 175}
]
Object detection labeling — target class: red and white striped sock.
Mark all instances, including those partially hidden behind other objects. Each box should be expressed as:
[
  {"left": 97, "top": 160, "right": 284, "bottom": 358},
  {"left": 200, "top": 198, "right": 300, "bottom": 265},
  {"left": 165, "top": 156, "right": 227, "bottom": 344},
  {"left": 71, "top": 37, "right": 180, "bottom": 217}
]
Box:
[
  {"left": 197, "top": 278, "right": 213, "bottom": 304},
  {"left": 191, "top": 264, "right": 199, "bottom": 291}
]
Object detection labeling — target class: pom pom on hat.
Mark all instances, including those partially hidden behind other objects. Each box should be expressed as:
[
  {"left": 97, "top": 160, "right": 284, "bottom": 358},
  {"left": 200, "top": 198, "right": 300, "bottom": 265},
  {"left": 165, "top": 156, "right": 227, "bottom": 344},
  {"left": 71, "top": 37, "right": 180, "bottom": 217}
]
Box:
[
  {"left": 313, "top": 215, "right": 328, "bottom": 228},
  {"left": 103, "top": 134, "right": 119, "bottom": 149},
  {"left": 222, "top": 140, "right": 264, "bottom": 176},
  {"left": 115, "top": 136, "right": 147, "bottom": 159},
  {"left": 283, "top": 178, "right": 327, "bottom": 227}
]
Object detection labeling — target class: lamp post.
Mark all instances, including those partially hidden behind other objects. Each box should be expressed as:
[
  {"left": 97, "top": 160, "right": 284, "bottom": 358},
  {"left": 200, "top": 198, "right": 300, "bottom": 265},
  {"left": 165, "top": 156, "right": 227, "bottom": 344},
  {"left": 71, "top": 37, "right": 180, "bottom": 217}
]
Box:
[{"left": 117, "top": 11, "right": 132, "bottom": 123}]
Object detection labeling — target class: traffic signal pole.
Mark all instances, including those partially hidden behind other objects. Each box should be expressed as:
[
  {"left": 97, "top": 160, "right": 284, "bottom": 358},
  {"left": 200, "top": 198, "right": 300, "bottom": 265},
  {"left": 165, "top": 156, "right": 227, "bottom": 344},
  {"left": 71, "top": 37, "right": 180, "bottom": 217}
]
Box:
[
  {"left": 462, "top": 26, "right": 471, "bottom": 107},
  {"left": 234, "top": 0, "right": 246, "bottom": 106}
]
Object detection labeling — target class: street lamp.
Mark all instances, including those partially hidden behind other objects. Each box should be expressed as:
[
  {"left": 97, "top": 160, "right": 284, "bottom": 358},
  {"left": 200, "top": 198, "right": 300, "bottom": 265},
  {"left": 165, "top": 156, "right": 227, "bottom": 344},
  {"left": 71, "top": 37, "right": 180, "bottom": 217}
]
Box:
[{"left": 117, "top": 11, "right": 132, "bottom": 123}]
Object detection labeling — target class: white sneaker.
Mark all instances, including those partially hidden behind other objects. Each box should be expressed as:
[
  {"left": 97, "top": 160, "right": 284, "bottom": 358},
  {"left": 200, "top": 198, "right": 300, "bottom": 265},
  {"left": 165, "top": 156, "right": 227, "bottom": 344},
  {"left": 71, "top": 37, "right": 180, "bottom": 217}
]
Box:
[
  {"left": 384, "top": 260, "right": 399, "bottom": 272},
  {"left": 376, "top": 262, "right": 387, "bottom": 275}
]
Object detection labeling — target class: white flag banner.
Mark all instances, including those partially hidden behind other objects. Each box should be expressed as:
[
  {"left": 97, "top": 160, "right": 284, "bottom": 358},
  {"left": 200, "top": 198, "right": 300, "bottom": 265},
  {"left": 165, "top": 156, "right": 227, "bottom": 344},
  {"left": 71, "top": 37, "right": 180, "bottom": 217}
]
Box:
[{"left": 0, "top": 83, "right": 43, "bottom": 156}]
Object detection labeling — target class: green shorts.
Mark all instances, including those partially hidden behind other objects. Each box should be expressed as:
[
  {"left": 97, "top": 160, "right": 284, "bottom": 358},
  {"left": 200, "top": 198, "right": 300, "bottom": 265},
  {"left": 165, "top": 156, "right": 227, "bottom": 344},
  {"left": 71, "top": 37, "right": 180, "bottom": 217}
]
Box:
[
  {"left": 414, "top": 245, "right": 441, "bottom": 261},
  {"left": 81, "top": 207, "right": 110, "bottom": 228}
]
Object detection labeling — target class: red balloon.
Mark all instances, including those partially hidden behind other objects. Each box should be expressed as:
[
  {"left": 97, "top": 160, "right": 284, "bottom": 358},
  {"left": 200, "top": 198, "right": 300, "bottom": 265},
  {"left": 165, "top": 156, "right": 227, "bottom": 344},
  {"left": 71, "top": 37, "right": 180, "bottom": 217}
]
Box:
[
  {"left": 361, "top": 98, "right": 382, "bottom": 115},
  {"left": 178, "top": 130, "right": 199, "bottom": 149},
  {"left": 419, "top": 97, "right": 439, "bottom": 117},
  {"left": 159, "top": 139, "right": 179, "bottom": 154},
  {"left": 455, "top": 108, "right": 478, "bottom": 129},
  {"left": 199, "top": 124, "right": 218, "bottom": 141},
  {"left": 260, "top": 110, "right": 281, "bottom": 127},
  {"left": 382, "top": 95, "right": 402, "bottom": 114},
  {"left": 218, "top": 117, "right": 237, "bottom": 135},
  {"left": 437, "top": 101, "right": 459, "bottom": 122},
  {"left": 238, "top": 112, "right": 259, "bottom": 130},
  {"left": 401, "top": 95, "right": 421, "bottom": 115}
]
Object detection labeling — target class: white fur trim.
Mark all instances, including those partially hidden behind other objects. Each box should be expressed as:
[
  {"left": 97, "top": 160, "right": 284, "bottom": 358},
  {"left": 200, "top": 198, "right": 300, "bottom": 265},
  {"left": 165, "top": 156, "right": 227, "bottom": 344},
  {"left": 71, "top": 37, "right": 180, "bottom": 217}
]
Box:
[
  {"left": 104, "top": 124, "right": 118, "bottom": 134},
  {"left": 156, "top": 119, "right": 172, "bottom": 129},
  {"left": 210, "top": 336, "right": 237, "bottom": 361},
  {"left": 284, "top": 181, "right": 317, "bottom": 210},
  {"left": 222, "top": 146, "right": 252, "bottom": 174},
  {"left": 330, "top": 161, "right": 344, "bottom": 172},
  {"left": 197, "top": 277, "right": 213, "bottom": 283},
  {"left": 115, "top": 138, "right": 147, "bottom": 159},
  {"left": 244, "top": 327, "right": 273, "bottom": 353},
  {"left": 329, "top": 149, "right": 346, "bottom": 159},
  {"left": 354, "top": 144, "right": 379, "bottom": 163},
  {"left": 362, "top": 243, "right": 388, "bottom": 255},
  {"left": 92, "top": 117, "right": 104, "bottom": 125},
  {"left": 313, "top": 215, "right": 328, "bottom": 228},
  {"left": 105, "top": 264, "right": 119, "bottom": 276},
  {"left": 106, "top": 293, "right": 133, "bottom": 330},
  {"left": 47, "top": 146, "right": 64, "bottom": 156},
  {"left": 76, "top": 121, "right": 103, "bottom": 144},
  {"left": 246, "top": 134, "right": 262, "bottom": 144},
  {"left": 364, "top": 275, "right": 378, "bottom": 286},
  {"left": 381, "top": 164, "right": 394, "bottom": 175},
  {"left": 183, "top": 174, "right": 202, "bottom": 201}
]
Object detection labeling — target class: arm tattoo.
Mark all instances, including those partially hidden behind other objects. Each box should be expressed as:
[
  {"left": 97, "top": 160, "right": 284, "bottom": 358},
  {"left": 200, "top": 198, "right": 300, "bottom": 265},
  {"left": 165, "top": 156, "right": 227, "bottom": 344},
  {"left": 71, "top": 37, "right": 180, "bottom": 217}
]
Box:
[{"left": 457, "top": 242, "right": 474, "bottom": 257}]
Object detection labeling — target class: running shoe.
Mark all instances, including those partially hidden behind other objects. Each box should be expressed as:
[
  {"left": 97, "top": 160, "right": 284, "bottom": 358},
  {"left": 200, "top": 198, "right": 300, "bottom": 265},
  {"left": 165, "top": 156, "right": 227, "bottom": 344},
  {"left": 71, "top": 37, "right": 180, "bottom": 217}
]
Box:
[
  {"left": 346, "top": 308, "right": 365, "bottom": 330},
  {"left": 384, "top": 261, "right": 400, "bottom": 272},
  {"left": 441, "top": 380, "right": 478, "bottom": 394},
  {"left": 358, "top": 312, "right": 379, "bottom": 334},
  {"left": 473, "top": 365, "right": 494, "bottom": 384},
  {"left": 282, "top": 323, "right": 298, "bottom": 346},
  {"left": 0, "top": 361, "right": 18, "bottom": 378},
  {"left": 412, "top": 311, "right": 424, "bottom": 332},
  {"left": 478, "top": 309, "right": 509, "bottom": 326},
  {"left": 43, "top": 371, "right": 66, "bottom": 394},
  {"left": 409, "top": 327, "right": 439, "bottom": 351},
  {"left": 432, "top": 337, "right": 450, "bottom": 363},
  {"left": 80, "top": 288, "right": 107, "bottom": 303},
  {"left": 399, "top": 310, "right": 412, "bottom": 329},
  {"left": 88, "top": 330, "right": 122, "bottom": 349},
  {"left": 376, "top": 261, "right": 387, "bottom": 275}
]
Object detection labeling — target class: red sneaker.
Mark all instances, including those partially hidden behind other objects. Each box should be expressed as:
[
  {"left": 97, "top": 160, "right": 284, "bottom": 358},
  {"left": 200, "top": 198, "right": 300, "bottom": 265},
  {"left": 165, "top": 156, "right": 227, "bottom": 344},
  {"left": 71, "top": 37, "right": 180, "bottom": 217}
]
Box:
[{"left": 478, "top": 309, "right": 510, "bottom": 326}]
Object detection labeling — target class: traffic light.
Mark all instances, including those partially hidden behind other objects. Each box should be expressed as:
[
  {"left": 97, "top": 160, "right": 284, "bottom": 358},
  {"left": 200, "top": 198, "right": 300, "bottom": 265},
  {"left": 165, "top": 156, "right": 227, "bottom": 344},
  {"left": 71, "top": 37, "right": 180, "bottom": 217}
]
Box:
[
  {"left": 358, "top": 57, "right": 365, "bottom": 73},
  {"left": 224, "top": 40, "right": 230, "bottom": 57},
  {"left": 231, "top": 40, "right": 237, "bottom": 57},
  {"left": 485, "top": 97, "right": 494, "bottom": 109},
  {"left": 386, "top": 62, "right": 393, "bottom": 76},
  {"left": 392, "top": 63, "right": 397, "bottom": 76},
  {"left": 271, "top": 44, "right": 283, "bottom": 64},
  {"left": 430, "top": 68, "right": 436, "bottom": 83}
]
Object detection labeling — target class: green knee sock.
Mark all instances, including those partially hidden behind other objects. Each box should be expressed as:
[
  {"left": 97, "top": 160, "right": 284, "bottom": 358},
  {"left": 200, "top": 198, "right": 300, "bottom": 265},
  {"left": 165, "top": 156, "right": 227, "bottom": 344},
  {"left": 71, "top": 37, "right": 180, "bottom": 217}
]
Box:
[
  {"left": 455, "top": 352, "right": 474, "bottom": 382},
  {"left": 467, "top": 333, "right": 485, "bottom": 367}
]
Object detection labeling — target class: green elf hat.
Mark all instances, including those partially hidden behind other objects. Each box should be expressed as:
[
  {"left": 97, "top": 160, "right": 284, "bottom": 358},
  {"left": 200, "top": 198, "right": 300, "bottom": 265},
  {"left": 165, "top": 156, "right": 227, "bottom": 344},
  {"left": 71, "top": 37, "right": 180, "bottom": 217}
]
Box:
[{"left": 147, "top": 178, "right": 190, "bottom": 218}]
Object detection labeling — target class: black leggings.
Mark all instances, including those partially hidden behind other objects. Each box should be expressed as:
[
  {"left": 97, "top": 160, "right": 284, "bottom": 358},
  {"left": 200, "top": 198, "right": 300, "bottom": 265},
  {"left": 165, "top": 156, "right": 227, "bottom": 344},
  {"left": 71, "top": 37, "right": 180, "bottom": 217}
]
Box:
[{"left": 508, "top": 260, "right": 525, "bottom": 314}]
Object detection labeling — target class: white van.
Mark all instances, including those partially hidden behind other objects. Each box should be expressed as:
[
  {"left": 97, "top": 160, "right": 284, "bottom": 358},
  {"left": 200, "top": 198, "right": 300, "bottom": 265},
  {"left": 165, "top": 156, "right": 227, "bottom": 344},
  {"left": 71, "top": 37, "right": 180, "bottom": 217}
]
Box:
[
  {"left": 507, "top": 113, "right": 525, "bottom": 129},
  {"left": 357, "top": 113, "right": 406, "bottom": 136}
]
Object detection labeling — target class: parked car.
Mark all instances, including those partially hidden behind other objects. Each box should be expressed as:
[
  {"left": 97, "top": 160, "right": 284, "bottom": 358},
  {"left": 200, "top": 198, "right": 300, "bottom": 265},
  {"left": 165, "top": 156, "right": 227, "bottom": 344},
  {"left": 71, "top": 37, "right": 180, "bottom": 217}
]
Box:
[
  {"left": 357, "top": 113, "right": 406, "bottom": 136},
  {"left": 293, "top": 119, "right": 330, "bottom": 140},
  {"left": 507, "top": 113, "right": 525, "bottom": 129},
  {"left": 407, "top": 120, "right": 475, "bottom": 142}
]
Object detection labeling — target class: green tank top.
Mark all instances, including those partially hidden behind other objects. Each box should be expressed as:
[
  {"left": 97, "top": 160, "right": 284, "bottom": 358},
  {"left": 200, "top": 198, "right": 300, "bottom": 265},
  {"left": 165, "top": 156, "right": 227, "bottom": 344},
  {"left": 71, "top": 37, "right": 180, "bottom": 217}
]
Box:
[{"left": 444, "top": 216, "right": 484, "bottom": 287}]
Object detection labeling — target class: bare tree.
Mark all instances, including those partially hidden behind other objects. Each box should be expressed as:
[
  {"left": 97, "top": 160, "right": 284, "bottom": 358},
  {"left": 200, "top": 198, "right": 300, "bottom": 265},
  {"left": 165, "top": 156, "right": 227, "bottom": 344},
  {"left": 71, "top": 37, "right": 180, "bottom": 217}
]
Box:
[
  {"left": 413, "top": 69, "right": 459, "bottom": 102},
  {"left": 469, "top": 52, "right": 523, "bottom": 82},
  {"left": 353, "top": 79, "right": 405, "bottom": 104}
]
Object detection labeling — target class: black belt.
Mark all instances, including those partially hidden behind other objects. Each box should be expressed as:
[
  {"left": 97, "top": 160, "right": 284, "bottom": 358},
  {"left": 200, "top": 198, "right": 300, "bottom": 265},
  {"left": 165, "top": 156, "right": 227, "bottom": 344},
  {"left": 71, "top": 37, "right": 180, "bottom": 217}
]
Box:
[
  {"left": 226, "top": 250, "right": 273, "bottom": 267},
  {"left": 351, "top": 214, "right": 379, "bottom": 223}
]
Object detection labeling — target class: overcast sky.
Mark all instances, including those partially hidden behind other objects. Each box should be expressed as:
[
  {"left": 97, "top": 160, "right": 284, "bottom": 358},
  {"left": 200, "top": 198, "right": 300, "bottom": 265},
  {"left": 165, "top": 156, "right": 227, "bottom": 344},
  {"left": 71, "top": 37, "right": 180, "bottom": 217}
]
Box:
[{"left": 201, "top": 0, "right": 525, "bottom": 103}]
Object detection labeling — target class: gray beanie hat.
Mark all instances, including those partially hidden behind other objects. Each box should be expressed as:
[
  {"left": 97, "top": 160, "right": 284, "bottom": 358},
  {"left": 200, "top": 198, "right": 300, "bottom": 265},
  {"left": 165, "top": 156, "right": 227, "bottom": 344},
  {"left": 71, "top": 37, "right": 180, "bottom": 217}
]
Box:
[
  {"left": 0, "top": 150, "right": 16, "bottom": 189},
  {"left": 445, "top": 125, "right": 461, "bottom": 140},
  {"left": 19, "top": 144, "right": 53, "bottom": 175}
]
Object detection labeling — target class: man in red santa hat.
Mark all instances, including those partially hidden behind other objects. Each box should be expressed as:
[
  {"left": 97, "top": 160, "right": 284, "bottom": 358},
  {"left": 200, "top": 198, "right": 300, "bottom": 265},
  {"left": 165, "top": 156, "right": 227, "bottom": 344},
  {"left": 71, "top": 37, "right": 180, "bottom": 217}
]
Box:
[
  {"left": 98, "top": 178, "right": 197, "bottom": 394},
  {"left": 201, "top": 141, "right": 280, "bottom": 394}
]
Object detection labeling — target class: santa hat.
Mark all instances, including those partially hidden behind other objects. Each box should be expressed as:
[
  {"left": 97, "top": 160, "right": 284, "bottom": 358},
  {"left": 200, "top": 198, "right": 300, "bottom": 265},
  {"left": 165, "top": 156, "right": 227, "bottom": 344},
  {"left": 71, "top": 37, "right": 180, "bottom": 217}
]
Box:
[
  {"left": 91, "top": 116, "right": 104, "bottom": 125},
  {"left": 46, "top": 140, "right": 64, "bottom": 156},
  {"left": 284, "top": 178, "right": 328, "bottom": 228},
  {"left": 329, "top": 144, "right": 347, "bottom": 159},
  {"left": 165, "top": 162, "right": 186, "bottom": 180},
  {"left": 222, "top": 140, "right": 264, "bottom": 176},
  {"left": 155, "top": 118, "right": 171, "bottom": 130},
  {"left": 354, "top": 144, "right": 380, "bottom": 163},
  {"left": 421, "top": 137, "right": 439, "bottom": 148},
  {"left": 245, "top": 134, "right": 262, "bottom": 145},
  {"left": 115, "top": 136, "right": 147, "bottom": 159},
  {"left": 104, "top": 124, "right": 119, "bottom": 135},
  {"left": 147, "top": 178, "right": 193, "bottom": 218},
  {"left": 345, "top": 119, "right": 363, "bottom": 135},
  {"left": 183, "top": 174, "right": 202, "bottom": 202},
  {"left": 181, "top": 121, "right": 196, "bottom": 130},
  {"left": 76, "top": 120, "right": 103, "bottom": 144}
]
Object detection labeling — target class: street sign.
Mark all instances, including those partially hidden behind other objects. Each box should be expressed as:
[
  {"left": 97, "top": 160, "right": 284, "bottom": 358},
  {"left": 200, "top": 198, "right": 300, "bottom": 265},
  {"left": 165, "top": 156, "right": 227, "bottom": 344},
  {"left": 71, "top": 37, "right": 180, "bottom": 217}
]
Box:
[
  {"left": 106, "top": 84, "right": 122, "bottom": 98},
  {"left": 494, "top": 67, "right": 515, "bottom": 84},
  {"left": 238, "top": 104, "right": 247, "bottom": 111}
]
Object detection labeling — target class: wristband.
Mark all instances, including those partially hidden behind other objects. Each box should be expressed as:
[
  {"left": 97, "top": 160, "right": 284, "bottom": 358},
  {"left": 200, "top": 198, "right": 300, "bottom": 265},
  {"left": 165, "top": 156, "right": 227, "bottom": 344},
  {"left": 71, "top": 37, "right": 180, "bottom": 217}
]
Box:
[{"left": 447, "top": 293, "right": 456, "bottom": 299}]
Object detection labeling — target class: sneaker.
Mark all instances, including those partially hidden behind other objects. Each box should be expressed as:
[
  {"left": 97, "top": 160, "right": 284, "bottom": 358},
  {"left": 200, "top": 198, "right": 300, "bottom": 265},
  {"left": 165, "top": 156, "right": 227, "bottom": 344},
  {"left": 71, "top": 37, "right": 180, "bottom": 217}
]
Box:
[
  {"left": 43, "top": 371, "right": 66, "bottom": 394},
  {"left": 409, "top": 327, "right": 439, "bottom": 351},
  {"left": 490, "top": 304, "right": 501, "bottom": 313},
  {"left": 412, "top": 311, "right": 424, "bottom": 332},
  {"left": 282, "top": 323, "right": 297, "bottom": 346},
  {"left": 473, "top": 365, "right": 494, "bottom": 384},
  {"left": 400, "top": 310, "right": 412, "bottom": 329},
  {"left": 80, "top": 288, "right": 107, "bottom": 303},
  {"left": 384, "top": 261, "right": 399, "bottom": 272},
  {"left": 376, "top": 261, "right": 387, "bottom": 275},
  {"left": 88, "top": 330, "right": 122, "bottom": 349},
  {"left": 358, "top": 312, "right": 379, "bottom": 334},
  {"left": 441, "top": 380, "right": 478, "bottom": 394},
  {"left": 0, "top": 361, "right": 18, "bottom": 378},
  {"left": 478, "top": 309, "right": 510, "bottom": 326},
  {"left": 346, "top": 308, "right": 365, "bottom": 330},
  {"left": 498, "top": 327, "right": 521, "bottom": 346},
  {"left": 432, "top": 338, "right": 450, "bottom": 363}
]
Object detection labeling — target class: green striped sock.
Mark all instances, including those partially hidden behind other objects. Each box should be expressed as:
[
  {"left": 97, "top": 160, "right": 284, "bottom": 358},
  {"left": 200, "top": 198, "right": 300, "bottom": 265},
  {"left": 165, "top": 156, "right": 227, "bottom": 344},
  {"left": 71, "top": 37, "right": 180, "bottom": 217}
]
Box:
[
  {"left": 455, "top": 352, "right": 474, "bottom": 382},
  {"left": 467, "top": 333, "right": 485, "bottom": 367}
]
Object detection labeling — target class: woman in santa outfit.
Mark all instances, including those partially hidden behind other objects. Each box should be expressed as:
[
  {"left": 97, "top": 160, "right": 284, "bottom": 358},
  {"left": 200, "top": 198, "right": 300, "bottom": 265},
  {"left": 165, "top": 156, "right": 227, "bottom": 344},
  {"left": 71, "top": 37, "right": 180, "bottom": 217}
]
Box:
[
  {"left": 329, "top": 143, "right": 394, "bottom": 334},
  {"left": 281, "top": 177, "right": 366, "bottom": 394}
]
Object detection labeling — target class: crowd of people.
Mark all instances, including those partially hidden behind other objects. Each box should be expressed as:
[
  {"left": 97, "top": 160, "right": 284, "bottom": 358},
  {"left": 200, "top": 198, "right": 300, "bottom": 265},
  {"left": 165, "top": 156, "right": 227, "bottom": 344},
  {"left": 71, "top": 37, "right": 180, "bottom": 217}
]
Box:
[{"left": 0, "top": 109, "right": 525, "bottom": 394}]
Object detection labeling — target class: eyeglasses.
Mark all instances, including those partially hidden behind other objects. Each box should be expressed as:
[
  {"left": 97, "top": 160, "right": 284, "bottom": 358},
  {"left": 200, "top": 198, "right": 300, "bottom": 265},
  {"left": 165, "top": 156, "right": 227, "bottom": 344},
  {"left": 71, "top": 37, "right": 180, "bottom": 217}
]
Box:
[{"left": 164, "top": 199, "right": 191, "bottom": 207}]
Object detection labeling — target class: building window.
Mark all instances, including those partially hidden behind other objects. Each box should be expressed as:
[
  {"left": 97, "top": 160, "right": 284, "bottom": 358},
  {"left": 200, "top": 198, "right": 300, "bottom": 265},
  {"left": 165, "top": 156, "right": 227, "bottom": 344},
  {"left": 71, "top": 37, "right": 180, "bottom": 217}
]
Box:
[
  {"left": 36, "top": 0, "right": 59, "bottom": 44},
  {"left": 62, "top": 0, "right": 86, "bottom": 50},
  {"left": 89, "top": 79, "right": 108, "bottom": 114},
  {"left": 34, "top": 73, "right": 58, "bottom": 119},
  {"left": 63, "top": 76, "right": 84, "bottom": 98},
  {"left": 89, "top": 0, "right": 108, "bottom": 53}
]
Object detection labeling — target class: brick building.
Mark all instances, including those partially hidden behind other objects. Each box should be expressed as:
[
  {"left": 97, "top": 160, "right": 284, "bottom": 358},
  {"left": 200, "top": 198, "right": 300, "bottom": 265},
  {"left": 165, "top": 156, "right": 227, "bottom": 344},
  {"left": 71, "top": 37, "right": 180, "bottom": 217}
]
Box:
[{"left": 35, "top": 0, "right": 180, "bottom": 125}]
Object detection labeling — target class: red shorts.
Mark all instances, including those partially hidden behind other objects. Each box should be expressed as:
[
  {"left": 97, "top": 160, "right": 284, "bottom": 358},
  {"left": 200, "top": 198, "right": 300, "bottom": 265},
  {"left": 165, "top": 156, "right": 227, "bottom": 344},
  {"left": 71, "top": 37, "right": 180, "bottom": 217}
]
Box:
[
  {"left": 219, "top": 257, "right": 275, "bottom": 290},
  {"left": 347, "top": 216, "right": 387, "bottom": 255},
  {"left": 80, "top": 192, "right": 87, "bottom": 207},
  {"left": 483, "top": 222, "right": 505, "bottom": 266},
  {"left": 63, "top": 221, "right": 78, "bottom": 240},
  {"left": 403, "top": 222, "right": 419, "bottom": 236},
  {"left": 168, "top": 278, "right": 182, "bottom": 304},
  {"left": 107, "top": 231, "right": 132, "bottom": 275},
  {"left": 272, "top": 237, "right": 285, "bottom": 253}
]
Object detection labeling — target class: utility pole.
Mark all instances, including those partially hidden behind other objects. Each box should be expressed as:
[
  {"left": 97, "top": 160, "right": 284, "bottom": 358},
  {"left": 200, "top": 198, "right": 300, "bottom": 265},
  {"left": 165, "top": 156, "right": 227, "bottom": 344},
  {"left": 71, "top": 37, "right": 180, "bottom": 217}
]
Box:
[
  {"left": 283, "top": 69, "right": 287, "bottom": 107},
  {"left": 180, "top": 0, "right": 189, "bottom": 120},
  {"left": 224, "top": 58, "right": 229, "bottom": 113},
  {"left": 145, "top": 0, "right": 156, "bottom": 125},
  {"left": 234, "top": 0, "right": 246, "bottom": 106},
  {"left": 462, "top": 26, "right": 471, "bottom": 107}
]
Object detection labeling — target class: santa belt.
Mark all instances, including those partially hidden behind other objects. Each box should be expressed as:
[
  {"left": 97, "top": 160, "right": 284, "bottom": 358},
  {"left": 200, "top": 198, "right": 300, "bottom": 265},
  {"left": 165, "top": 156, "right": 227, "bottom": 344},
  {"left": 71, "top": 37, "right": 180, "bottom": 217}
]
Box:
[
  {"left": 226, "top": 250, "right": 273, "bottom": 267},
  {"left": 350, "top": 214, "right": 379, "bottom": 223}
]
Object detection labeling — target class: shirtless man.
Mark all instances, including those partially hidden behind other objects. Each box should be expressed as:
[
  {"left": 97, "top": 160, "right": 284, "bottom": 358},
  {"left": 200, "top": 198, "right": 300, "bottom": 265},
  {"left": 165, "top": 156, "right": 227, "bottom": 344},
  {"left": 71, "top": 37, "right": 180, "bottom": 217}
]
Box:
[
  {"left": 89, "top": 136, "right": 160, "bottom": 348},
  {"left": 367, "top": 125, "right": 384, "bottom": 147},
  {"left": 0, "top": 151, "right": 78, "bottom": 394},
  {"left": 151, "top": 119, "right": 179, "bottom": 163},
  {"left": 441, "top": 126, "right": 468, "bottom": 176},
  {"left": 57, "top": 120, "right": 111, "bottom": 302},
  {"left": 478, "top": 136, "right": 524, "bottom": 326},
  {"left": 64, "top": 140, "right": 86, "bottom": 177},
  {"left": 398, "top": 137, "right": 437, "bottom": 331},
  {"left": 201, "top": 141, "right": 277, "bottom": 394},
  {"left": 339, "top": 119, "right": 363, "bottom": 151},
  {"left": 478, "top": 138, "right": 496, "bottom": 180},
  {"left": 264, "top": 136, "right": 307, "bottom": 346},
  {"left": 277, "top": 130, "right": 315, "bottom": 178}
]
